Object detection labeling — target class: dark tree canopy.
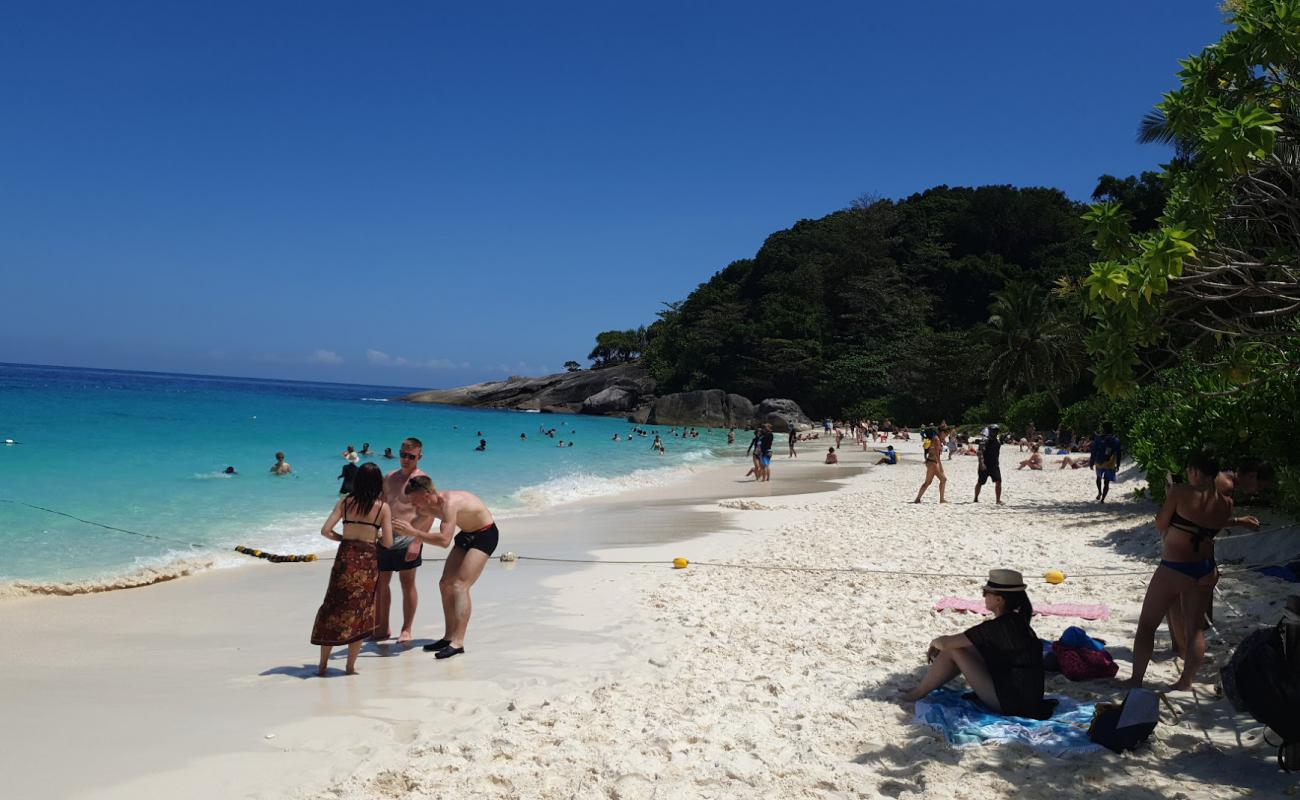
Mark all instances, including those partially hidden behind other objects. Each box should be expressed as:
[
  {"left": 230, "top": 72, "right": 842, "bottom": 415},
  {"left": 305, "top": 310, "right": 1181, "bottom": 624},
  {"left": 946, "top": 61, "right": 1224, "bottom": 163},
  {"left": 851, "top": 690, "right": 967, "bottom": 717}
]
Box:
[{"left": 641, "top": 185, "right": 1095, "bottom": 420}]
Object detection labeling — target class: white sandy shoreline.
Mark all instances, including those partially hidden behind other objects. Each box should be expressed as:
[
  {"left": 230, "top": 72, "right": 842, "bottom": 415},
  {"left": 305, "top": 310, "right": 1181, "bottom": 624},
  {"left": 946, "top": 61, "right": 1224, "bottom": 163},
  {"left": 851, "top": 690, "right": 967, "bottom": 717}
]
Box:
[{"left": 4, "top": 442, "right": 1298, "bottom": 799}]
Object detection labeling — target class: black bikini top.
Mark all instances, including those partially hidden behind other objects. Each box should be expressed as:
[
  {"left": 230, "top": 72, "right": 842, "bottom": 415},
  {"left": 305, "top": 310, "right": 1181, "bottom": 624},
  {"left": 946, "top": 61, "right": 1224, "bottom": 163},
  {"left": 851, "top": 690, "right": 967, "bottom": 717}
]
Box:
[{"left": 1169, "top": 510, "right": 1221, "bottom": 553}]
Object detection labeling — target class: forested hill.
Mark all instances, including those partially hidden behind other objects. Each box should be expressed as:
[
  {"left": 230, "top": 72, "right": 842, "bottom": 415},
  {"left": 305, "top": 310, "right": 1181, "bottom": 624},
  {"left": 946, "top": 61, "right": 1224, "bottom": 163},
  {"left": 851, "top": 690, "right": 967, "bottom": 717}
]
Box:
[{"left": 640, "top": 185, "right": 1096, "bottom": 423}]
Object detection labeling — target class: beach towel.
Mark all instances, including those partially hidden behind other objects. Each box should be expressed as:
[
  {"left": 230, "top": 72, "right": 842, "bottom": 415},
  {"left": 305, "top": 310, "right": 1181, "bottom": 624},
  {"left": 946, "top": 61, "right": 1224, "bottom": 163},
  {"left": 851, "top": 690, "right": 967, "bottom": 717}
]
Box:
[
  {"left": 914, "top": 689, "right": 1103, "bottom": 757},
  {"left": 934, "top": 596, "right": 1110, "bottom": 621}
]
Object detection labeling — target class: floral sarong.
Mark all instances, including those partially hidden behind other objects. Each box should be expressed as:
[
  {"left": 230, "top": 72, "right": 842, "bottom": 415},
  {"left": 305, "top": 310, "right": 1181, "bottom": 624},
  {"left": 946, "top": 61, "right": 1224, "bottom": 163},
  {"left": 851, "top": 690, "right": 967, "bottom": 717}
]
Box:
[{"left": 310, "top": 539, "right": 378, "bottom": 646}]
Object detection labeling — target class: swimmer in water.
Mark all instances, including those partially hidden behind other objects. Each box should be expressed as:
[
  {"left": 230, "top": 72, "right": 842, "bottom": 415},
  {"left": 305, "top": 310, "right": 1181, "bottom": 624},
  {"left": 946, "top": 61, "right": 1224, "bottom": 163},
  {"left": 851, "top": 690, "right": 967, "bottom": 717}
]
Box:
[
  {"left": 224, "top": 466, "right": 238, "bottom": 475},
  {"left": 359, "top": 443, "right": 375, "bottom": 456},
  {"left": 270, "top": 451, "right": 293, "bottom": 475},
  {"left": 475, "top": 439, "right": 487, "bottom": 451},
  {"left": 383, "top": 447, "right": 395, "bottom": 459}
]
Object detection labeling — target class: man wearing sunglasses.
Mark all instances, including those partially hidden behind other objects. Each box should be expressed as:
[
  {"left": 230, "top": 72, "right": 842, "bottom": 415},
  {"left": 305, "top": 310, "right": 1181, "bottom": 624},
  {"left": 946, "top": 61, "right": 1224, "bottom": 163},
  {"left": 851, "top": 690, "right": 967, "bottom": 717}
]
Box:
[{"left": 374, "top": 436, "right": 427, "bottom": 643}]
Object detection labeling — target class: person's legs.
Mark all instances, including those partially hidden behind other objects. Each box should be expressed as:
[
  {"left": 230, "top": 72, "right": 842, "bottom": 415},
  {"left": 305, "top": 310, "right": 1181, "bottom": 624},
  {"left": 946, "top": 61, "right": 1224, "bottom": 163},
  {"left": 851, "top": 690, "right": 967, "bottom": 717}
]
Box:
[
  {"left": 318, "top": 645, "right": 331, "bottom": 676},
  {"left": 396, "top": 569, "right": 419, "bottom": 643},
  {"left": 900, "top": 649, "right": 959, "bottom": 700},
  {"left": 936, "top": 463, "right": 947, "bottom": 503},
  {"left": 1100, "top": 474, "right": 1112, "bottom": 502},
  {"left": 949, "top": 646, "right": 1000, "bottom": 710},
  {"left": 373, "top": 570, "right": 393, "bottom": 639},
  {"left": 974, "top": 475, "right": 983, "bottom": 502},
  {"left": 1095, "top": 471, "right": 1103, "bottom": 500},
  {"left": 440, "top": 546, "right": 491, "bottom": 647},
  {"left": 901, "top": 647, "right": 998, "bottom": 710},
  {"left": 1127, "top": 566, "right": 1186, "bottom": 686},
  {"left": 993, "top": 479, "right": 1003, "bottom": 504},
  {"left": 914, "top": 463, "right": 937, "bottom": 502},
  {"left": 1171, "top": 582, "right": 1215, "bottom": 690},
  {"left": 345, "top": 640, "right": 362, "bottom": 674}
]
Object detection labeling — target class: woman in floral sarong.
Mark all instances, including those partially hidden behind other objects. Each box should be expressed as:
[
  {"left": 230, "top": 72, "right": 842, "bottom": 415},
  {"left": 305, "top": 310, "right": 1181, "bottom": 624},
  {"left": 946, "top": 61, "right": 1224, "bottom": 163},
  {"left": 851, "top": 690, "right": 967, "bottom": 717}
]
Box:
[{"left": 312, "top": 462, "right": 393, "bottom": 675}]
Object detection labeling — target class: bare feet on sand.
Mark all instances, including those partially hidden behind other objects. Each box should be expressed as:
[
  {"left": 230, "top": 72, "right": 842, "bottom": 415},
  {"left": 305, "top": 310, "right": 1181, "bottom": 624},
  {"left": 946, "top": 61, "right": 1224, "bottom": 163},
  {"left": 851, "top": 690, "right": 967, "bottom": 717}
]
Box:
[{"left": 396, "top": 630, "right": 413, "bottom": 644}]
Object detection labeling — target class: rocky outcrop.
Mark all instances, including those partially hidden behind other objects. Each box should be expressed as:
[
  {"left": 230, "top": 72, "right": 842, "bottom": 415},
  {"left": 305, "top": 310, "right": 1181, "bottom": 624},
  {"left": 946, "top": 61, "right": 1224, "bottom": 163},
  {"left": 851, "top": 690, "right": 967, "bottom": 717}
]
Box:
[
  {"left": 646, "top": 392, "right": 809, "bottom": 430},
  {"left": 646, "top": 390, "right": 753, "bottom": 427},
  {"left": 399, "top": 363, "right": 656, "bottom": 415},
  {"left": 580, "top": 386, "right": 636, "bottom": 415},
  {"left": 756, "top": 398, "right": 811, "bottom": 432},
  {"left": 400, "top": 363, "right": 813, "bottom": 428}
]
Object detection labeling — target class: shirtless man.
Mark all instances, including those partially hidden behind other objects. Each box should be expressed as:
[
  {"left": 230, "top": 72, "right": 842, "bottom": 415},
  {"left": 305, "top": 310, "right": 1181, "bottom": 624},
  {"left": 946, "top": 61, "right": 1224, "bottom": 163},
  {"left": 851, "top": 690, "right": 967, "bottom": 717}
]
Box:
[
  {"left": 270, "top": 451, "right": 292, "bottom": 475},
  {"left": 374, "top": 437, "right": 427, "bottom": 643},
  {"left": 402, "top": 477, "right": 499, "bottom": 659}
]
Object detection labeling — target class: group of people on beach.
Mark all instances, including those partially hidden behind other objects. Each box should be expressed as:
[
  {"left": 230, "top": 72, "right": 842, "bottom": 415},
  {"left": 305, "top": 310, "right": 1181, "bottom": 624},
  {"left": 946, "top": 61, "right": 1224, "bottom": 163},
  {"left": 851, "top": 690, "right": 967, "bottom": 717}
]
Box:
[
  {"left": 895, "top": 446, "right": 1276, "bottom": 716},
  {"left": 310, "top": 436, "right": 500, "bottom": 676}
]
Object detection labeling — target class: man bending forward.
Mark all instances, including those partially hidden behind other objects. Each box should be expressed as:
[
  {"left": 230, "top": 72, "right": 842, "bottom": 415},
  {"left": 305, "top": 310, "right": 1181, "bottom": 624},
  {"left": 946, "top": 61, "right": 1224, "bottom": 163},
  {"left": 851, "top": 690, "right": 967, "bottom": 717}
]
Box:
[{"left": 402, "top": 477, "right": 499, "bottom": 660}]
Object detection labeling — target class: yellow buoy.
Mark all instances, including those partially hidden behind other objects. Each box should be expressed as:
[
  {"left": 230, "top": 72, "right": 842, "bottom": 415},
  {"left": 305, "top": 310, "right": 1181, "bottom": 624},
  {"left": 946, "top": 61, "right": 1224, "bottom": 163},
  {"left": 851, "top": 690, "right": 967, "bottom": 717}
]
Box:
[
  {"left": 673, "top": 557, "right": 689, "bottom": 569},
  {"left": 1045, "top": 570, "right": 1066, "bottom": 585}
]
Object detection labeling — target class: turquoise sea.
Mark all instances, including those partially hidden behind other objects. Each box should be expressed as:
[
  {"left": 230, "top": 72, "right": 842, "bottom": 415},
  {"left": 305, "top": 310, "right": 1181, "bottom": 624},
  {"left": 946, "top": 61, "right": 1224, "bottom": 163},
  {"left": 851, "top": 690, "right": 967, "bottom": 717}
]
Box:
[{"left": 0, "top": 363, "right": 729, "bottom": 587}]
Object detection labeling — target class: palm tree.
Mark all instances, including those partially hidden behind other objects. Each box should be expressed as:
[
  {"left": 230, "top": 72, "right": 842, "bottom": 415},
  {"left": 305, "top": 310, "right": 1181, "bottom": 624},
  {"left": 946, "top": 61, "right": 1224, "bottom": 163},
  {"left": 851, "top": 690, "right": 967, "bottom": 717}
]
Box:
[{"left": 984, "top": 283, "right": 1084, "bottom": 411}]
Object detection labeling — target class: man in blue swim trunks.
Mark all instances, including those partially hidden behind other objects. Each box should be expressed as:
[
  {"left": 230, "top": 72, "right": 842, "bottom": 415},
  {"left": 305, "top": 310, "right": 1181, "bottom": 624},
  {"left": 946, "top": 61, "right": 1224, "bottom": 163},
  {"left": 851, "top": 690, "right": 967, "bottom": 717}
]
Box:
[
  {"left": 1089, "top": 422, "right": 1122, "bottom": 503},
  {"left": 758, "top": 423, "right": 775, "bottom": 482}
]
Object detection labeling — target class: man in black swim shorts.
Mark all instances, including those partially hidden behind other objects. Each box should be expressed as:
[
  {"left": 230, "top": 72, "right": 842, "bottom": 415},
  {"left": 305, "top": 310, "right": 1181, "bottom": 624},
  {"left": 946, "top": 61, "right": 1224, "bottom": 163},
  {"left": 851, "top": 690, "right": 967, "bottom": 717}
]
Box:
[
  {"left": 401, "top": 477, "right": 499, "bottom": 660},
  {"left": 375, "top": 436, "right": 426, "bottom": 643},
  {"left": 974, "top": 426, "right": 1004, "bottom": 504}
]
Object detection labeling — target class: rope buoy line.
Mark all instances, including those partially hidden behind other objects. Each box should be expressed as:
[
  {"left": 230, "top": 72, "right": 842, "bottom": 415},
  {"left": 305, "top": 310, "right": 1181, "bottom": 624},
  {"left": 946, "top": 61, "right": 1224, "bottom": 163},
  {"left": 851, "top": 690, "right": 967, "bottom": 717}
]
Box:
[{"left": 4, "top": 498, "right": 1297, "bottom": 581}]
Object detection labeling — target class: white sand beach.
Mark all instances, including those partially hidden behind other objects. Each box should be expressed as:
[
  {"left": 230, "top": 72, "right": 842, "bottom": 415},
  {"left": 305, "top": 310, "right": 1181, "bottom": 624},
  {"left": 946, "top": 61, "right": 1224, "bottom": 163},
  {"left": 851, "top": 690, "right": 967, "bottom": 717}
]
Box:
[{"left": 3, "top": 441, "right": 1298, "bottom": 799}]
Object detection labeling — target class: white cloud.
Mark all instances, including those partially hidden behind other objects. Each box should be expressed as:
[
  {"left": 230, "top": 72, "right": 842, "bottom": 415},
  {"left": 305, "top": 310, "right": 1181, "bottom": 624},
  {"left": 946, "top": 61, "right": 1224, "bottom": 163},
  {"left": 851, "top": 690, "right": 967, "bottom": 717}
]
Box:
[
  {"left": 309, "top": 349, "right": 344, "bottom": 364},
  {"left": 369, "top": 349, "right": 465, "bottom": 370}
]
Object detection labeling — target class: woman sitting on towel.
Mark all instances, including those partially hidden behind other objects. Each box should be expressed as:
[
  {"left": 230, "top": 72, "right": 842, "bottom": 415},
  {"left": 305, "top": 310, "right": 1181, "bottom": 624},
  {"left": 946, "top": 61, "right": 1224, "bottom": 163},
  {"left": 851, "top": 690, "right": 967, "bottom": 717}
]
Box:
[{"left": 901, "top": 569, "right": 1054, "bottom": 719}]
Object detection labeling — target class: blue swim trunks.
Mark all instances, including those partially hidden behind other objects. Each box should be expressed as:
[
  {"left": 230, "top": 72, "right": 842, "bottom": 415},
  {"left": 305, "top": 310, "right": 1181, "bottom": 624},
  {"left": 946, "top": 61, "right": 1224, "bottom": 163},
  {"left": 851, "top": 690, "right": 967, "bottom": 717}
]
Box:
[
  {"left": 1096, "top": 468, "right": 1117, "bottom": 481},
  {"left": 761, "top": 454, "right": 772, "bottom": 466}
]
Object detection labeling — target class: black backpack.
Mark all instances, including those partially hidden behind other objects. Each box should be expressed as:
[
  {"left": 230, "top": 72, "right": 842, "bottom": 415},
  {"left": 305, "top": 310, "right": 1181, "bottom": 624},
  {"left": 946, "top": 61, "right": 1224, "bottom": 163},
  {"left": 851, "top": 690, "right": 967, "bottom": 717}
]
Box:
[{"left": 1221, "top": 610, "right": 1300, "bottom": 771}]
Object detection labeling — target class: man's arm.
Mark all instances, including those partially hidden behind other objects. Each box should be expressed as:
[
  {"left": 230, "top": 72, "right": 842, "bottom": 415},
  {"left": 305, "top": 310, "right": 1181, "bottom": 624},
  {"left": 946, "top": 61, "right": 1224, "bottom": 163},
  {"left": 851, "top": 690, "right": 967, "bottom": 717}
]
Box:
[{"left": 410, "top": 503, "right": 458, "bottom": 548}]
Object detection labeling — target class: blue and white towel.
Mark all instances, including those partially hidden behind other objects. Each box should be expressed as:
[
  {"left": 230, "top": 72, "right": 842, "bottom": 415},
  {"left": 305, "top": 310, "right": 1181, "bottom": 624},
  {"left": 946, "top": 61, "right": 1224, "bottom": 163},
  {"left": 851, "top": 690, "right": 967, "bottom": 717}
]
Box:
[{"left": 914, "top": 689, "right": 1104, "bottom": 757}]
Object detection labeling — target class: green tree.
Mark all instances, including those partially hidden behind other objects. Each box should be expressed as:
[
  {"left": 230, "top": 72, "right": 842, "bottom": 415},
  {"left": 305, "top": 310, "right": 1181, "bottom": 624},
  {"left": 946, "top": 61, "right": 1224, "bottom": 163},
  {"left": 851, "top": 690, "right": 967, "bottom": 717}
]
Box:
[
  {"left": 1080, "top": 0, "right": 1300, "bottom": 394},
  {"left": 984, "top": 282, "right": 1083, "bottom": 411},
  {"left": 563, "top": 360, "right": 581, "bottom": 372}
]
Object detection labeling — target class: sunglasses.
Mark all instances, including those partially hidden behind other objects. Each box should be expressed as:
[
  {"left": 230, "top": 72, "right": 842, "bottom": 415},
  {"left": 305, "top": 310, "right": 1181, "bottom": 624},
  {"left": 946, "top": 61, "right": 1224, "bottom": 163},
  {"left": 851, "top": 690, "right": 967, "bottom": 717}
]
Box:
[{"left": 399, "top": 451, "right": 420, "bottom": 459}]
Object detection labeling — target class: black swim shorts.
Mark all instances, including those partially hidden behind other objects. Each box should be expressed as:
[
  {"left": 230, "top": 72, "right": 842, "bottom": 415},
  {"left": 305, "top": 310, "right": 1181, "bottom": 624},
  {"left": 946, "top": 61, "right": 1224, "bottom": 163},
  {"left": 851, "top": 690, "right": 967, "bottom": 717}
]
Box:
[
  {"left": 454, "top": 523, "right": 499, "bottom": 557},
  {"left": 978, "top": 464, "right": 1003, "bottom": 485},
  {"left": 378, "top": 535, "right": 424, "bottom": 572}
]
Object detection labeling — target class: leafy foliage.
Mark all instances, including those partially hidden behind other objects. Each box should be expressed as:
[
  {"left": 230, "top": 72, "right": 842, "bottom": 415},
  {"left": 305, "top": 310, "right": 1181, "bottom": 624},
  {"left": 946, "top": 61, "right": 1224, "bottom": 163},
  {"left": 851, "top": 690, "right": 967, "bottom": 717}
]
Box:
[
  {"left": 1080, "top": 0, "right": 1300, "bottom": 394},
  {"left": 642, "top": 186, "right": 1093, "bottom": 419},
  {"left": 588, "top": 327, "right": 648, "bottom": 367}
]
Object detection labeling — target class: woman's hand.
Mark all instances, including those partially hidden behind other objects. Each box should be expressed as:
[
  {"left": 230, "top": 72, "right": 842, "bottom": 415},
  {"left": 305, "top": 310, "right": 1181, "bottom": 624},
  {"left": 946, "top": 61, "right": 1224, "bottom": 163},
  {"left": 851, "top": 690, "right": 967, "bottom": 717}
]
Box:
[
  {"left": 1233, "top": 515, "right": 1262, "bottom": 531},
  {"left": 926, "top": 639, "right": 942, "bottom": 662}
]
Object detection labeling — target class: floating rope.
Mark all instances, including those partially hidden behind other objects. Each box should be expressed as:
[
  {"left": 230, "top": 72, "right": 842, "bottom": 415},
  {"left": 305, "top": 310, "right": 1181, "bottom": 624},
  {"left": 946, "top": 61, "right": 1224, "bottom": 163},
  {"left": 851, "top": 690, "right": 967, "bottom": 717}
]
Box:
[
  {"left": 233, "top": 546, "right": 318, "bottom": 563},
  {"left": 4, "top": 498, "right": 1297, "bottom": 580}
]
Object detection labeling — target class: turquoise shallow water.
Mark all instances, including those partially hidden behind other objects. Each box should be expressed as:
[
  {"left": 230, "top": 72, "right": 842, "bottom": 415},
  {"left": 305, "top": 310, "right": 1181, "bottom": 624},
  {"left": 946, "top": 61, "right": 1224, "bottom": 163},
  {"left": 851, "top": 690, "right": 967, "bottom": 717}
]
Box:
[{"left": 0, "top": 363, "right": 728, "bottom": 585}]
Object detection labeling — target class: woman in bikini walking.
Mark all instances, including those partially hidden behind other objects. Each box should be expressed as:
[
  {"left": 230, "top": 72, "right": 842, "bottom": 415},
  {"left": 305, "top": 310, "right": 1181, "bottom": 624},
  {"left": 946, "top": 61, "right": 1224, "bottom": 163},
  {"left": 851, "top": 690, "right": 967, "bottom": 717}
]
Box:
[
  {"left": 913, "top": 425, "right": 949, "bottom": 503},
  {"left": 1126, "top": 450, "right": 1233, "bottom": 690}
]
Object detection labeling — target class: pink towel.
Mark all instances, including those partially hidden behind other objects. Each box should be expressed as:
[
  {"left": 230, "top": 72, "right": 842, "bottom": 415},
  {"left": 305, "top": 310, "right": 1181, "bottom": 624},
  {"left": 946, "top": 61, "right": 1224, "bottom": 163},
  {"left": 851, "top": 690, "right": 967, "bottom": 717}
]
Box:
[{"left": 934, "top": 596, "right": 1110, "bottom": 621}]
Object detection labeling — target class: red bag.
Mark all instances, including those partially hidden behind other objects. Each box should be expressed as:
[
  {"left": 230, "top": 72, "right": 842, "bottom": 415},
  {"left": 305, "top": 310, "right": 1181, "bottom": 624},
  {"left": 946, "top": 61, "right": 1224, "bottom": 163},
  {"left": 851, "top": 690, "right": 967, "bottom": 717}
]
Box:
[{"left": 1052, "top": 642, "right": 1118, "bottom": 681}]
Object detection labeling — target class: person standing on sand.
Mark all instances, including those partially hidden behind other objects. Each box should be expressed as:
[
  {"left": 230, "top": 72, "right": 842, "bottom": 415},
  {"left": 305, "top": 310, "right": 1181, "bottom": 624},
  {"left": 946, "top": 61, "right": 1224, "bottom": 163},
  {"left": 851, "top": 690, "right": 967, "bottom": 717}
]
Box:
[
  {"left": 1090, "top": 422, "right": 1122, "bottom": 502},
  {"left": 914, "top": 426, "right": 948, "bottom": 503},
  {"left": 974, "top": 426, "right": 1003, "bottom": 504},
  {"left": 759, "top": 423, "right": 775, "bottom": 481},
  {"left": 374, "top": 437, "right": 427, "bottom": 643},
  {"left": 788, "top": 428, "right": 798, "bottom": 459},
  {"left": 400, "top": 477, "right": 499, "bottom": 660},
  {"left": 311, "top": 463, "right": 393, "bottom": 676},
  {"left": 1126, "top": 451, "right": 1233, "bottom": 690}
]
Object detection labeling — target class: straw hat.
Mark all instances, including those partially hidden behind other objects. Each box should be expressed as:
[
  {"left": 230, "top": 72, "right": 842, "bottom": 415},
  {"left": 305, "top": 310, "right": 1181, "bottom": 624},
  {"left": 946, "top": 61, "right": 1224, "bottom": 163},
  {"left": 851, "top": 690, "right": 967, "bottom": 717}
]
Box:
[{"left": 983, "top": 568, "right": 1027, "bottom": 593}]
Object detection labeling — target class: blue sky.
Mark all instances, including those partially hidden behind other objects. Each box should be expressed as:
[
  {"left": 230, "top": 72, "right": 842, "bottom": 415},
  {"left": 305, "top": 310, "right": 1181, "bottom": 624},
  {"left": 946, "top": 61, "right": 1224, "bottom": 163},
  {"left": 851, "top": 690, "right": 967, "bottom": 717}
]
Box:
[{"left": 0, "top": 2, "right": 1226, "bottom": 388}]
